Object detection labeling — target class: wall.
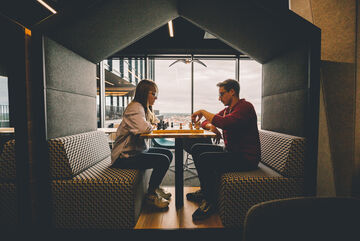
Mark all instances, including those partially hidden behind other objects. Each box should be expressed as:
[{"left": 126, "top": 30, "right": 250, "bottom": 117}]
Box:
[
  {"left": 261, "top": 44, "right": 309, "bottom": 137},
  {"left": 43, "top": 37, "right": 97, "bottom": 139},
  {"left": 290, "top": 0, "right": 359, "bottom": 197}
]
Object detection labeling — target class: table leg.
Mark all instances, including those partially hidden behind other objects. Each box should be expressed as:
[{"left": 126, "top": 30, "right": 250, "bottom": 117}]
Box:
[{"left": 175, "top": 138, "right": 184, "bottom": 209}]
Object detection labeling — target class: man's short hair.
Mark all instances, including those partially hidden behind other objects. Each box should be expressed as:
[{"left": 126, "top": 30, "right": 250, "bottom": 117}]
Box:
[{"left": 216, "top": 79, "right": 240, "bottom": 97}]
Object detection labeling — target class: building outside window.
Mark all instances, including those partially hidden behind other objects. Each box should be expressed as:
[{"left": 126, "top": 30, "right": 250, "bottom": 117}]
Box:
[{"left": 0, "top": 75, "right": 9, "bottom": 127}]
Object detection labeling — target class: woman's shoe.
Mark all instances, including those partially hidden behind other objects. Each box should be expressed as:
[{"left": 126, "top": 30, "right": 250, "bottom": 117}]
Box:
[
  {"left": 145, "top": 193, "right": 169, "bottom": 209},
  {"left": 156, "top": 187, "right": 172, "bottom": 200}
]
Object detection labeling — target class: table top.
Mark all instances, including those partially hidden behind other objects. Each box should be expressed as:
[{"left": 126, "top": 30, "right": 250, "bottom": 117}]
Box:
[
  {"left": 0, "top": 127, "right": 15, "bottom": 134},
  {"left": 141, "top": 128, "right": 216, "bottom": 139},
  {"left": 97, "top": 128, "right": 117, "bottom": 134}
]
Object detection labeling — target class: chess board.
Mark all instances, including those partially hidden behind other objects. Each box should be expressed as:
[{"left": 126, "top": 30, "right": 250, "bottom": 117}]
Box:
[{"left": 152, "top": 129, "right": 204, "bottom": 134}]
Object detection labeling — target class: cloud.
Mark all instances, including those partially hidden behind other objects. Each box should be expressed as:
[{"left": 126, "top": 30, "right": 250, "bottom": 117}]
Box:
[
  {"left": 153, "top": 59, "right": 262, "bottom": 114},
  {"left": 0, "top": 77, "right": 9, "bottom": 105}
]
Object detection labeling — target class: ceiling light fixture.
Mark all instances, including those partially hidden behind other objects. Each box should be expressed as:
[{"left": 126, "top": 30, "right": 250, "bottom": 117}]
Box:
[
  {"left": 37, "top": 0, "right": 57, "bottom": 14},
  {"left": 168, "top": 20, "right": 174, "bottom": 37},
  {"left": 169, "top": 57, "right": 207, "bottom": 68}
]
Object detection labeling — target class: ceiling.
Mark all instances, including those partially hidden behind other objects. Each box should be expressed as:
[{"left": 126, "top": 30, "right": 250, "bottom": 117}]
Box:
[
  {"left": 0, "top": 0, "right": 103, "bottom": 29},
  {"left": 0, "top": 1, "right": 241, "bottom": 58},
  {"left": 110, "top": 17, "right": 242, "bottom": 57}
]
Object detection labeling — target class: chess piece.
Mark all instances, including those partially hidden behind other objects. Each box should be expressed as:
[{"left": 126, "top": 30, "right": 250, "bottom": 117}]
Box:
[
  {"left": 180, "top": 123, "right": 182, "bottom": 129},
  {"left": 188, "top": 122, "right": 193, "bottom": 129},
  {"left": 195, "top": 122, "right": 200, "bottom": 130}
]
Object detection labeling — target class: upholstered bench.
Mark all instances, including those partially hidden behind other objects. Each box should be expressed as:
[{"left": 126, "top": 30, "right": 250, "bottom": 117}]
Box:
[
  {"left": 48, "top": 131, "right": 151, "bottom": 230},
  {"left": 218, "top": 130, "right": 306, "bottom": 228},
  {"left": 0, "top": 138, "right": 17, "bottom": 229}
]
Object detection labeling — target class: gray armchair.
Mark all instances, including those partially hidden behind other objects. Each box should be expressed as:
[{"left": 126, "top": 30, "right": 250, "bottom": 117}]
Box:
[{"left": 243, "top": 196, "right": 360, "bottom": 241}]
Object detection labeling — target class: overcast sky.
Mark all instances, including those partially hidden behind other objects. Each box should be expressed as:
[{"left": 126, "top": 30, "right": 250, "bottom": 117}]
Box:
[
  {"left": 0, "top": 76, "right": 8, "bottom": 106},
  {"left": 153, "top": 59, "right": 262, "bottom": 114}
]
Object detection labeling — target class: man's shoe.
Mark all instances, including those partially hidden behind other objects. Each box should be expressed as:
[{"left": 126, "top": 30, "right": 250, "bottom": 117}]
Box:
[
  {"left": 192, "top": 200, "right": 215, "bottom": 221},
  {"left": 156, "top": 187, "right": 172, "bottom": 200},
  {"left": 145, "top": 193, "right": 169, "bottom": 210},
  {"left": 186, "top": 189, "right": 204, "bottom": 203}
]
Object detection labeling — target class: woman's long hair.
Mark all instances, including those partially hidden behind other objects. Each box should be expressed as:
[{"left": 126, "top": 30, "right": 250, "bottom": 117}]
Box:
[{"left": 132, "top": 79, "right": 158, "bottom": 123}]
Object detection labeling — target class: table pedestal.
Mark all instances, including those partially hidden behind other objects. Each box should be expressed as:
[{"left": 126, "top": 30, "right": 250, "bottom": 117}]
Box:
[{"left": 175, "top": 138, "right": 184, "bottom": 209}]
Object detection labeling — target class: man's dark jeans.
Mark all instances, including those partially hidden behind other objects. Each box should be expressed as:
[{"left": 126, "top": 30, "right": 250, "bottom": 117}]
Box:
[{"left": 191, "top": 143, "right": 258, "bottom": 204}]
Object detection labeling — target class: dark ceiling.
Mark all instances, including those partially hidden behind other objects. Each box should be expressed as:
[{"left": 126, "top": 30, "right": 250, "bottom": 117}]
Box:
[
  {"left": 110, "top": 17, "right": 242, "bottom": 57},
  {"left": 0, "top": 1, "right": 241, "bottom": 58},
  {"left": 0, "top": 0, "right": 103, "bottom": 29}
]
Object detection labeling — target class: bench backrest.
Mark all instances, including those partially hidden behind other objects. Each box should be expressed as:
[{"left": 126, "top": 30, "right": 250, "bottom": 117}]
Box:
[
  {"left": 48, "top": 131, "right": 110, "bottom": 179},
  {"left": 259, "top": 130, "right": 306, "bottom": 178},
  {"left": 0, "top": 139, "right": 16, "bottom": 181}
]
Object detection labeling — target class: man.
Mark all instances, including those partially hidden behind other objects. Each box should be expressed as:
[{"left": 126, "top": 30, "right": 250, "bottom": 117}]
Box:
[{"left": 188, "top": 79, "right": 261, "bottom": 220}]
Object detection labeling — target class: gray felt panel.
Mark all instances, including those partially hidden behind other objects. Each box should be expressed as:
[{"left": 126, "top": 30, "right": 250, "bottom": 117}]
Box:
[
  {"left": 46, "top": 89, "right": 96, "bottom": 139},
  {"left": 47, "top": 0, "right": 178, "bottom": 63},
  {"left": 0, "top": 62, "right": 6, "bottom": 76},
  {"left": 44, "top": 37, "right": 96, "bottom": 97},
  {"left": 178, "top": 0, "right": 318, "bottom": 63},
  {"left": 261, "top": 89, "right": 307, "bottom": 137},
  {"left": 263, "top": 45, "right": 308, "bottom": 97}
]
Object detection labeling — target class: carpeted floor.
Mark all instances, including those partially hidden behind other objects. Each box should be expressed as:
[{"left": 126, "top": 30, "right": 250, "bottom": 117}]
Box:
[{"left": 161, "top": 151, "right": 200, "bottom": 187}]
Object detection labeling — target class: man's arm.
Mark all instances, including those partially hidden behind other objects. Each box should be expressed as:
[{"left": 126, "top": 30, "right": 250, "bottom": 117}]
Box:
[
  {"left": 191, "top": 109, "right": 215, "bottom": 123},
  {"left": 192, "top": 109, "right": 222, "bottom": 143}
]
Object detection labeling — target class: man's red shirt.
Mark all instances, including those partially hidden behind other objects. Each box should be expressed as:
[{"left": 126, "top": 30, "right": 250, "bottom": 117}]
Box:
[{"left": 201, "top": 99, "right": 261, "bottom": 165}]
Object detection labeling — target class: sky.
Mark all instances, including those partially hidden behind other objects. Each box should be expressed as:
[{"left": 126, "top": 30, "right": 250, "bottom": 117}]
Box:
[{"left": 153, "top": 59, "right": 262, "bottom": 115}]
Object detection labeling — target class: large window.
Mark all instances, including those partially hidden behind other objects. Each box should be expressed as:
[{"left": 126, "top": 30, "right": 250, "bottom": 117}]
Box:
[
  {"left": 154, "top": 59, "right": 191, "bottom": 127},
  {"left": 239, "top": 59, "right": 262, "bottom": 127},
  {"left": 154, "top": 57, "right": 262, "bottom": 128},
  {"left": 0, "top": 75, "right": 9, "bottom": 127},
  {"left": 194, "top": 59, "right": 236, "bottom": 113}
]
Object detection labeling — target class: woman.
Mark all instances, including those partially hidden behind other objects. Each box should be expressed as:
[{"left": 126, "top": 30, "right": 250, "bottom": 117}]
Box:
[{"left": 111, "top": 79, "right": 172, "bottom": 209}]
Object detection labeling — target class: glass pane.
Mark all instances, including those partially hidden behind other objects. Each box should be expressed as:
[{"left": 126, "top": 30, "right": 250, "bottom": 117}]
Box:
[
  {"left": 154, "top": 59, "right": 191, "bottom": 127},
  {"left": 194, "top": 59, "right": 236, "bottom": 113},
  {"left": 0, "top": 75, "right": 10, "bottom": 127},
  {"left": 239, "top": 59, "right": 262, "bottom": 128}
]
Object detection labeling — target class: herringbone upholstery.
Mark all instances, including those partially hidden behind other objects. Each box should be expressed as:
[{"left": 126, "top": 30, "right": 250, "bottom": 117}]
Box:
[
  {"left": 259, "top": 130, "right": 305, "bottom": 177},
  {"left": 52, "top": 157, "right": 150, "bottom": 229},
  {"left": 0, "top": 139, "right": 17, "bottom": 229},
  {"left": 0, "top": 182, "right": 17, "bottom": 229},
  {"left": 48, "top": 131, "right": 110, "bottom": 179},
  {"left": 0, "top": 139, "right": 16, "bottom": 181},
  {"left": 218, "top": 130, "right": 306, "bottom": 228},
  {"left": 49, "top": 131, "right": 150, "bottom": 229}
]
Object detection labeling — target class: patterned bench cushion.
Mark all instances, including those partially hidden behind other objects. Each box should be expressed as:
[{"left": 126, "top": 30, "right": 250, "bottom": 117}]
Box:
[
  {"left": 219, "top": 169, "right": 304, "bottom": 228},
  {"left": 51, "top": 157, "right": 150, "bottom": 229},
  {"left": 48, "top": 131, "right": 111, "bottom": 179},
  {"left": 0, "top": 183, "right": 18, "bottom": 229},
  {"left": 0, "top": 139, "right": 16, "bottom": 181},
  {"left": 259, "top": 130, "right": 306, "bottom": 177}
]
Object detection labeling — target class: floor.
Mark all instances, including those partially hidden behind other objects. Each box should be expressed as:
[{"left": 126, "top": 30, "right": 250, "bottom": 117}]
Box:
[{"left": 134, "top": 186, "right": 224, "bottom": 229}]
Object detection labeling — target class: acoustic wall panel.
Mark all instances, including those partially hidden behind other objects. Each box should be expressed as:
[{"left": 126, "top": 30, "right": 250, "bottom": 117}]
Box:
[
  {"left": 44, "top": 37, "right": 96, "bottom": 97},
  {"left": 44, "top": 37, "right": 97, "bottom": 139},
  {"left": 262, "top": 89, "right": 307, "bottom": 137},
  {"left": 262, "top": 45, "right": 309, "bottom": 137},
  {"left": 46, "top": 89, "right": 96, "bottom": 139},
  {"left": 262, "top": 45, "right": 308, "bottom": 97}
]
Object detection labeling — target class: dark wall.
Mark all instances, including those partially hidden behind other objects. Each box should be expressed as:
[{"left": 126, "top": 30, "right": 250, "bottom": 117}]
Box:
[
  {"left": 0, "top": 62, "right": 6, "bottom": 76},
  {"left": 43, "top": 37, "right": 96, "bottom": 139},
  {"left": 261, "top": 44, "right": 309, "bottom": 137}
]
